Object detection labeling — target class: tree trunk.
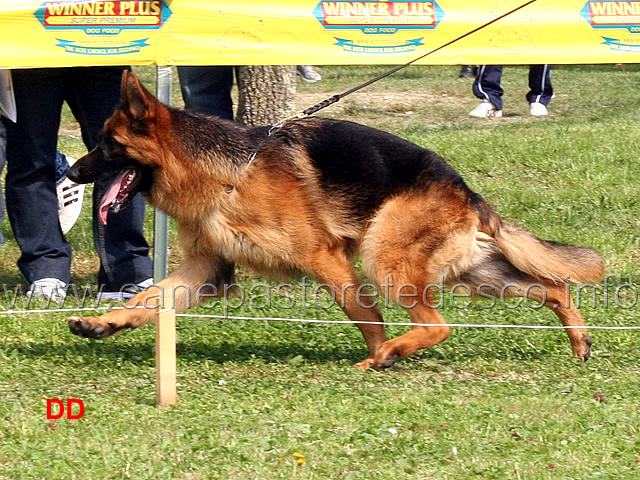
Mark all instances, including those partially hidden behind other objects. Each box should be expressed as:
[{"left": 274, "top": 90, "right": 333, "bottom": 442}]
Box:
[{"left": 236, "top": 65, "right": 297, "bottom": 126}]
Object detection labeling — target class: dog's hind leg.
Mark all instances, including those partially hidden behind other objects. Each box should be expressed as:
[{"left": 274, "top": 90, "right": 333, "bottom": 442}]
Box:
[
  {"left": 360, "top": 189, "right": 477, "bottom": 369},
  {"left": 362, "top": 238, "right": 453, "bottom": 369},
  {"left": 309, "top": 250, "right": 388, "bottom": 369},
  {"left": 461, "top": 253, "right": 592, "bottom": 361},
  {"left": 515, "top": 282, "right": 592, "bottom": 361},
  {"left": 372, "top": 298, "right": 451, "bottom": 370}
]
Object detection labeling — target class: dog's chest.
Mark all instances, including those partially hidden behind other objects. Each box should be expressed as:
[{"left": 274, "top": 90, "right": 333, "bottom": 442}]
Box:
[
  {"left": 197, "top": 209, "right": 297, "bottom": 272},
  {"left": 199, "top": 209, "right": 250, "bottom": 253}
]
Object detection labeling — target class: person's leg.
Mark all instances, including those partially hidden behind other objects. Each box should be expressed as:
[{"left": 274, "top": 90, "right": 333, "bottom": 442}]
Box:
[
  {"left": 472, "top": 65, "right": 504, "bottom": 110},
  {"left": 66, "top": 67, "right": 152, "bottom": 291},
  {"left": 3, "top": 68, "right": 71, "bottom": 284},
  {"left": 0, "top": 121, "right": 6, "bottom": 246},
  {"left": 527, "top": 64, "right": 553, "bottom": 106},
  {"left": 177, "top": 66, "right": 234, "bottom": 120}
]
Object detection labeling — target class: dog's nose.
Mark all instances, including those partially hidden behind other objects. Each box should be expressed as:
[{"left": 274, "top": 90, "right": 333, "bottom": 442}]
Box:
[
  {"left": 66, "top": 159, "right": 95, "bottom": 184},
  {"left": 66, "top": 162, "right": 82, "bottom": 183}
]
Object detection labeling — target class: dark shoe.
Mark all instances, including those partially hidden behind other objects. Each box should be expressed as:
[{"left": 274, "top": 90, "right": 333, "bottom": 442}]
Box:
[{"left": 459, "top": 65, "right": 477, "bottom": 78}]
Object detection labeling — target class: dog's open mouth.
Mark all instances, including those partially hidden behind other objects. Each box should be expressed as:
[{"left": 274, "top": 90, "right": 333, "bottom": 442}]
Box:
[{"left": 98, "top": 168, "right": 142, "bottom": 224}]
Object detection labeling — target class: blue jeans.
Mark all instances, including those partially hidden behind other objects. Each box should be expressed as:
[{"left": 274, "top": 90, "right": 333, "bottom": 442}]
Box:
[
  {"left": 2, "top": 147, "right": 75, "bottom": 246},
  {"left": 55, "top": 150, "right": 69, "bottom": 186},
  {"left": 2, "top": 67, "right": 152, "bottom": 289},
  {"left": 0, "top": 130, "right": 66, "bottom": 248}
]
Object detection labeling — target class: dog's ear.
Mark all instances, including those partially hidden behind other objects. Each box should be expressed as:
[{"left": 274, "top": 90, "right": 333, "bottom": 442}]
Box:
[{"left": 121, "top": 70, "right": 156, "bottom": 121}]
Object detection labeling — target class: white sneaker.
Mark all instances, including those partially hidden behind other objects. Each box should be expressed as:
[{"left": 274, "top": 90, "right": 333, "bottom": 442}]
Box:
[
  {"left": 100, "top": 278, "right": 154, "bottom": 302},
  {"left": 468, "top": 101, "right": 502, "bottom": 118},
  {"left": 27, "top": 278, "right": 67, "bottom": 303},
  {"left": 57, "top": 156, "right": 85, "bottom": 234},
  {"left": 529, "top": 102, "right": 548, "bottom": 116},
  {"left": 297, "top": 65, "right": 322, "bottom": 83}
]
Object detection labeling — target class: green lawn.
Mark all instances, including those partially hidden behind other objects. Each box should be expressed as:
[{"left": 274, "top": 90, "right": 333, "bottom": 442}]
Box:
[{"left": 1, "top": 64, "right": 639, "bottom": 479}]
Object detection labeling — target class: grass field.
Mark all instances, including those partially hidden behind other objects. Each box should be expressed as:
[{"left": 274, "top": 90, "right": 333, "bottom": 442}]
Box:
[{"left": 1, "top": 64, "right": 639, "bottom": 479}]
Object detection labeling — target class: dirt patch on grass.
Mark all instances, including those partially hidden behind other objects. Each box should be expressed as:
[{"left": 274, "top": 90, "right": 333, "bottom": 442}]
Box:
[{"left": 295, "top": 89, "right": 471, "bottom": 129}]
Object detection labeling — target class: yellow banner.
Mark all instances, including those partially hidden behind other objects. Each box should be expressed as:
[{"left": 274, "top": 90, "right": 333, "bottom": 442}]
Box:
[{"left": 1, "top": 0, "right": 639, "bottom": 68}]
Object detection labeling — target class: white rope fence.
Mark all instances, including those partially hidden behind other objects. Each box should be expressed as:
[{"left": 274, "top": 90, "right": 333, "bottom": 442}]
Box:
[
  {"left": 0, "top": 306, "right": 639, "bottom": 330},
  {"left": 175, "top": 313, "right": 640, "bottom": 330},
  {"left": 3, "top": 304, "right": 637, "bottom": 407}
]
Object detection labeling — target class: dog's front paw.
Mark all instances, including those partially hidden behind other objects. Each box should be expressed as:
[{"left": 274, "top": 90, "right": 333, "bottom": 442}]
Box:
[
  {"left": 68, "top": 316, "right": 127, "bottom": 339},
  {"left": 580, "top": 335, "right": 593, "bottom": 362},
  {"left": 354, "top": 358, "right": 375, "bottom": 370}
]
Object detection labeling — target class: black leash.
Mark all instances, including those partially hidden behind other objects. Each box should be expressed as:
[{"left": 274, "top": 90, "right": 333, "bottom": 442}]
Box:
[{"left": 268, "top": 0, "right": 538, "bottom": 134}]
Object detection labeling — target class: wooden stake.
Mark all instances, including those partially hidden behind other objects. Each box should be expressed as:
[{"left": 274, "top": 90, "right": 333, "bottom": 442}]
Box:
[{"left": 156, "top": 291, "right": 176, "bottom": 407}]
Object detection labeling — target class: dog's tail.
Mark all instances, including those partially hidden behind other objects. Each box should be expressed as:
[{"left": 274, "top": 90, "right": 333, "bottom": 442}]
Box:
[{"left": 479, "top": 206, "right": 604, "bottom": 285}]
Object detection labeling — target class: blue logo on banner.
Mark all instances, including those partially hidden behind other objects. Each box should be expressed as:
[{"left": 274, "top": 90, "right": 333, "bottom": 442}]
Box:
[
  {"left": 56, "top": 38, "right": 150, "bottom": 55},
  {"left": 335, "top": 37, "right": 424, "bottom": 53},
  {"left": 601, "top": 37, "right": 640, "bottom": 51}
]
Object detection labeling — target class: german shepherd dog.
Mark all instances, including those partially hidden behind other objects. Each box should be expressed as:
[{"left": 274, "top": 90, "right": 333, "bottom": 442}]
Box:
[{"left": 67, "top": 71, "right": 604, "bottom": 369}]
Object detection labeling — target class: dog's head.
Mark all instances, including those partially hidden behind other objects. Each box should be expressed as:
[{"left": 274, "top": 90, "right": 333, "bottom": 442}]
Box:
[{"left": 67, "top": 71, "right": 163, "bottom": 225}]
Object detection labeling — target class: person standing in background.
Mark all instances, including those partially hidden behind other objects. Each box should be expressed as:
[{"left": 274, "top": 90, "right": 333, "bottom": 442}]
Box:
[
  {"left": 1, "top": 67, "right": 153, "bottom": 302},
  {"left": 468, "top": 65, "right": 553, "bottom": 118}
]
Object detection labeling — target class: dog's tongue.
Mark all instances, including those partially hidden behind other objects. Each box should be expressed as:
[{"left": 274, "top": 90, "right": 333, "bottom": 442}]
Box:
[{"left": 98, "top": 169, "right": 133, "bottom": 225}]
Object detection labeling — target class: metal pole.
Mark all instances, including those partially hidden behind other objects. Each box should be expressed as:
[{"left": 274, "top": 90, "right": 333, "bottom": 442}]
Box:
[
  {"left": 153, "top": 65, "right": 172, "bottom": 282},
  {"left": 154, "top": 66, "right": 175, "bottom": 406}
]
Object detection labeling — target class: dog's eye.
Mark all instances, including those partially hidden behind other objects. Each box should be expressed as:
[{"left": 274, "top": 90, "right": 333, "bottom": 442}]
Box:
[
  {"left": 106, "top": 136, "right": 121, "bottom": 149},
  {"left": 100, "top": 136, "right": 127, "bottom": 159},
  {"left": 99, "top": 141, "right": 111, "bottom": 159}
]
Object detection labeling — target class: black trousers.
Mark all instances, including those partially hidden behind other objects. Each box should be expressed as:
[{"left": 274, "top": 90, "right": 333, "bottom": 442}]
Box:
[
  {"left": 2, "top": 67, "right": 152, "bottom": 289},
  {"left": 472, "top": 65, "right": 553, "bottom": 111},
  {"left": 177, "top": 66, "right": 235, "bottom": 120},
  {"left": 0, "top": 121, "right": 5, "bottom": 246}
]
